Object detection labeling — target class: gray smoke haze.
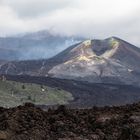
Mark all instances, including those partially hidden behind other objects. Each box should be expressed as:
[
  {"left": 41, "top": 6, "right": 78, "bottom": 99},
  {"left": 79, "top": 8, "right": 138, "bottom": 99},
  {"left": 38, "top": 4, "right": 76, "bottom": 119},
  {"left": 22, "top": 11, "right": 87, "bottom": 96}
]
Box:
[
  {"left": 0, "top": 30, "right": 83, "bottom": 60},
  {"left": 18, "top": 38, "right": 81, "bottom": 60},
  {"left": 0, "top": 0, "right": 140, "bottom": 47}
]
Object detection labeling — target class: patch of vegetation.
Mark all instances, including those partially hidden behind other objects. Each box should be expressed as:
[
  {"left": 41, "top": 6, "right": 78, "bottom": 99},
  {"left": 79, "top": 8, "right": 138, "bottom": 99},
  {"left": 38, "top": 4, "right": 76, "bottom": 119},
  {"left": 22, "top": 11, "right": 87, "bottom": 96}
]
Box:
[{"left": 0, "top": 80, "right": 73, "bottom": 108}]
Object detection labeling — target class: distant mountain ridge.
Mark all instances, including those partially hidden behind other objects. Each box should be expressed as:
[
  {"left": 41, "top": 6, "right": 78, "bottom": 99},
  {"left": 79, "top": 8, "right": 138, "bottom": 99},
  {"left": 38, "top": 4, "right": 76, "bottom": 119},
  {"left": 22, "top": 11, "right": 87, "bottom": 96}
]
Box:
[
  {"left": 0, "top": 37, "right": 140, "bottom": 86},
  {"left": 0, "top": 30, "right": 83, "bottom": 60}
]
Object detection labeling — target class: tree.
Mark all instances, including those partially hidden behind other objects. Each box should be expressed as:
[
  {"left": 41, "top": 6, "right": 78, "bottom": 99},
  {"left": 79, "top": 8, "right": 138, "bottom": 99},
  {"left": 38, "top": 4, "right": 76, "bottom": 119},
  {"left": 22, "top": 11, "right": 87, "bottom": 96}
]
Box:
[{"left": 22, "top": 85, "right": 25, "bottom": 89}]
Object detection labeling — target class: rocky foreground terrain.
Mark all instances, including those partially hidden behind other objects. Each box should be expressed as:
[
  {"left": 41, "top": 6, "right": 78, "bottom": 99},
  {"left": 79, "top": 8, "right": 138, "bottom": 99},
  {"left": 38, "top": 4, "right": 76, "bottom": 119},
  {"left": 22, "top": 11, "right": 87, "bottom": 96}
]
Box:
[{"left": 1, "top": 103, "right": 140, "bottom": 140}]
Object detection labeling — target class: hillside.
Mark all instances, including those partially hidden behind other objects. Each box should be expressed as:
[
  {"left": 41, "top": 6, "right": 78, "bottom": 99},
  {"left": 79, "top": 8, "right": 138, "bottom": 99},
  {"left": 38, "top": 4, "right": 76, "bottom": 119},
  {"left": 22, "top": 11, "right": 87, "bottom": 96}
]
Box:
[
  {"left": 4, "top": 75, "right": 140, "bottom": 107},
  {"left": 1, "top": 102, "right": 140, "bottom": 139},
  {"left": 0, "top": 79, "right": 73, "bottom": 108}
]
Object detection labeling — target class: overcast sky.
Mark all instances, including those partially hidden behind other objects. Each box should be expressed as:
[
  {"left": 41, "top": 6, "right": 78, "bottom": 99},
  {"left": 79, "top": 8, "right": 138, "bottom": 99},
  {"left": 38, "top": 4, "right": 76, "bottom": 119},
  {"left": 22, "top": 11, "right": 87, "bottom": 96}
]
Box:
[{"left": 0, "top": 0, "right": 140, "bottom": 46}]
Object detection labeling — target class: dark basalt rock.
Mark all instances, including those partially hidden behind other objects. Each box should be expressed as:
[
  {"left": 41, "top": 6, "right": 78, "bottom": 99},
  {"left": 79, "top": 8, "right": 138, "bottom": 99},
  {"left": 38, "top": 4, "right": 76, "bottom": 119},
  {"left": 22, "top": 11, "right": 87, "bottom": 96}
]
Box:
[{"left": 1, "top": 102, "right": 140, "bottom": 139}]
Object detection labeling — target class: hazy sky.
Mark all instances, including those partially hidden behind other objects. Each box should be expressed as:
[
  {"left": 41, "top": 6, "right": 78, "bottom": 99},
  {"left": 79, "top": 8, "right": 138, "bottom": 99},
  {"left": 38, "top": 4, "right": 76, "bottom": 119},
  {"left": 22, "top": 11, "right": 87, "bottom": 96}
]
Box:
[{"left": 0, "top": 0, "right": 140, "bottom": 46}]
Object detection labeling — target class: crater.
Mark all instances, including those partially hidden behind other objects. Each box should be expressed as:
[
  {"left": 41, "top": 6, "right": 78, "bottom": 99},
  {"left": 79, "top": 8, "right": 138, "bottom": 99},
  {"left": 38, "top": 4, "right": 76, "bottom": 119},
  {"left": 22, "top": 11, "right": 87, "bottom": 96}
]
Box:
[{"left": 90, "top": 38, "right": 119, "bottom": 56}]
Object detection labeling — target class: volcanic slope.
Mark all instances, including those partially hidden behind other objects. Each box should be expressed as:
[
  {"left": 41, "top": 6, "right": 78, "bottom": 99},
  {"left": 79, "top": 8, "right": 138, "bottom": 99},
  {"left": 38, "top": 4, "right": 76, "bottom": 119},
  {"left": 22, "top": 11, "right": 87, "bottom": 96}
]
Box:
[
  {"left": 48, "top": 37, "right": 140, "bottom": 86},
  {"left": 0, "top": 37, "right": 140, "bottom": 86}
]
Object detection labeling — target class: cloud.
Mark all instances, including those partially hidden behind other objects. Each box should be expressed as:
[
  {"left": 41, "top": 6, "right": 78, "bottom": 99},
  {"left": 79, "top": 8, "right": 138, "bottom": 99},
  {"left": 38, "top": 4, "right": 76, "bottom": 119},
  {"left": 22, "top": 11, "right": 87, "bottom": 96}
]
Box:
[
  {"left": 0, "top": 4, "right": 25, "bottom": 36},
  {"left": 0, "top": 0, "right": 140, "bottom": 46},
  {"left": 2, "top": 0, "right": 73, "bottom": 18}
]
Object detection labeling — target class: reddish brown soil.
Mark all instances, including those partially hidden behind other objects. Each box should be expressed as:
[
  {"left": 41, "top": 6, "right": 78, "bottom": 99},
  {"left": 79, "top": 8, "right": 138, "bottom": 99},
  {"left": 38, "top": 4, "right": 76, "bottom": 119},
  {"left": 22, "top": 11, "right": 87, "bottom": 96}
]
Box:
[{"left": 1, "top": 103, "right": 140, "bottom": 140}]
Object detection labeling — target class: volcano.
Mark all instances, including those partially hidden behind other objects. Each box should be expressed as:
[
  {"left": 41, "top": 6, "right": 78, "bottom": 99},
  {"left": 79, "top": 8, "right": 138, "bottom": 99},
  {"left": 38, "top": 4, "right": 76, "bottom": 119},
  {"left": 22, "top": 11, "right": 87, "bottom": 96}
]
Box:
[
  {"left": 48, "top": 37, "right": 140, "bottom": 86},
  {"left": 0, "top": 37, "right": 140, "bottom": 86}
]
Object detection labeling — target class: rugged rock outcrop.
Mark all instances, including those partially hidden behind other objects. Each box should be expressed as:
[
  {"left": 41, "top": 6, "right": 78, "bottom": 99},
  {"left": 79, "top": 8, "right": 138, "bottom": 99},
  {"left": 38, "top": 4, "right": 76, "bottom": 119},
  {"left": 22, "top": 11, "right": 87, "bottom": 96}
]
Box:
[{"left": 1, "top": 102, "right": 140, "bottom": 139}]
